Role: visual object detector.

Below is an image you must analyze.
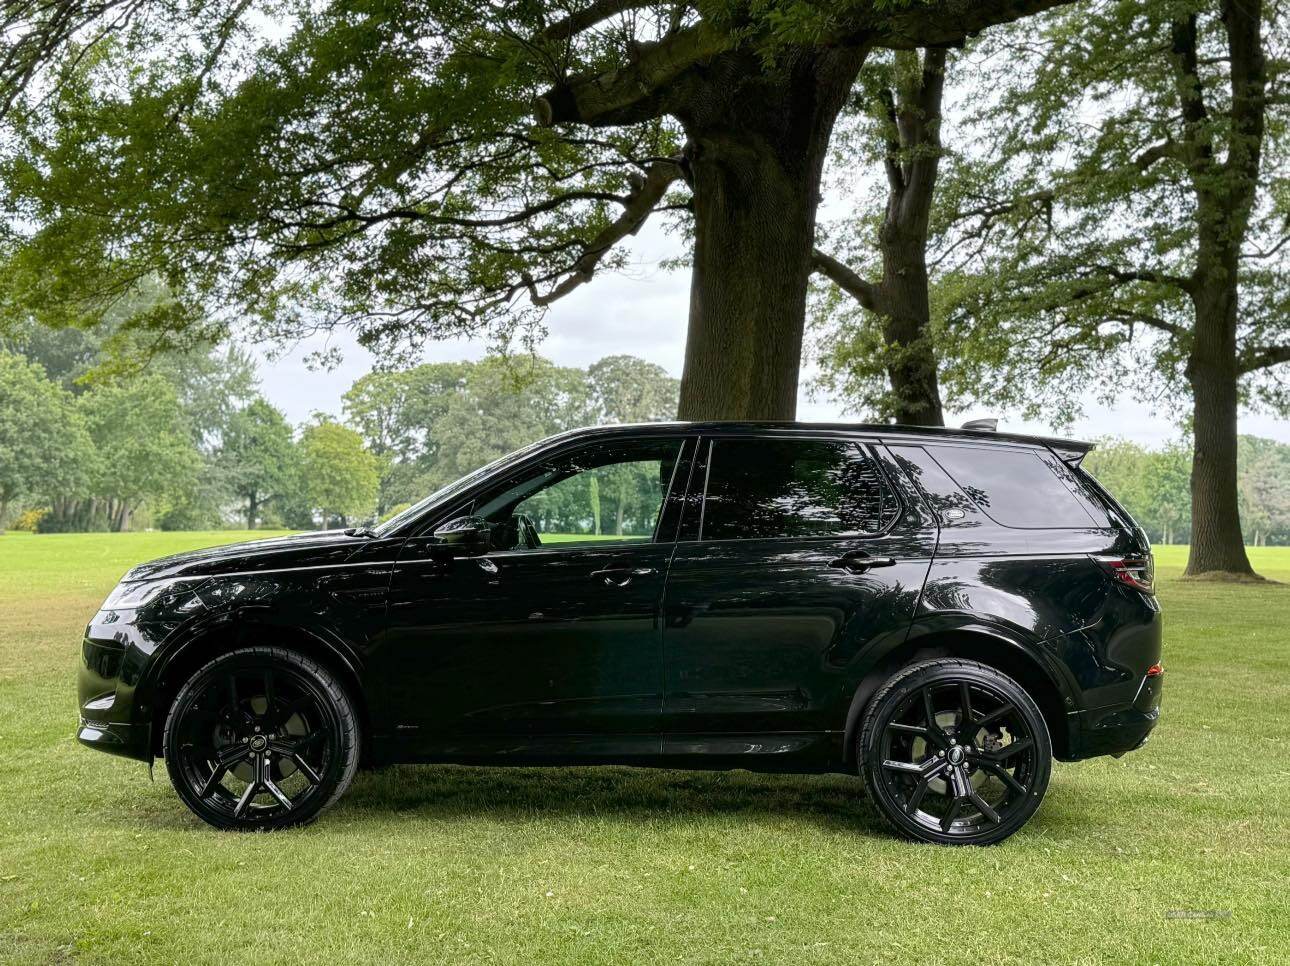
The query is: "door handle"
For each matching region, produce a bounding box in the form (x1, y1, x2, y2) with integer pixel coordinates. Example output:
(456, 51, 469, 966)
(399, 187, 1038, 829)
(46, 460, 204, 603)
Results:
(828, 550, 898, 573)
(589, 566, 657, 587)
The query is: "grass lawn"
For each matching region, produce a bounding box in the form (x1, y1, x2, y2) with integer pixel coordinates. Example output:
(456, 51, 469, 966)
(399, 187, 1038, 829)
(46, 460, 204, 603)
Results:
(0, 533, 1287, 964)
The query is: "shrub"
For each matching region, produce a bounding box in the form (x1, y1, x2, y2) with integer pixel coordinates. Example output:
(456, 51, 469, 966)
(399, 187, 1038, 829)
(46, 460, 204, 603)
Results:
(11, 507, 49, 532)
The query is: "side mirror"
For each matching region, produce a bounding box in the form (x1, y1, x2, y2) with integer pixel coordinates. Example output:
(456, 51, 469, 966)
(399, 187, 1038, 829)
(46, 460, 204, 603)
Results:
(432, 515, 492, 556)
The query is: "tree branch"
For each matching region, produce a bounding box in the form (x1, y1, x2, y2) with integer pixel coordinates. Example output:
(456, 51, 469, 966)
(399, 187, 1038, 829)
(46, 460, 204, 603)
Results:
(877, 87, 904, 193)
(902, 46, 947, 215)
(538, 0, 661, 42)
(812, 249, 882, 313)
(534, 19, 729, 128)
(1238, 344, 1290, 374)
(1169, 13, 1216, 174)
(534, 0, 1075, 127)
(523, 157, 685, 306)
(1134, 139, 1179, 171)
(1221, 0, 1267, 189)
(1091, 263, 1193, 292)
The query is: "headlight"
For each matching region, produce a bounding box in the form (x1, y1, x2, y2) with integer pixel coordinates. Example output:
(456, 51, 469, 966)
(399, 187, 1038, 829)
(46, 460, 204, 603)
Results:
(100, 577, 208, 612)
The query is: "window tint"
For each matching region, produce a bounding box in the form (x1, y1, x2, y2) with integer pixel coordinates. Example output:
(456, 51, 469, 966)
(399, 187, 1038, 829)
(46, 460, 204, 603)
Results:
(928, 445, 1099, 529)
(476, 438, 682, 549)
(702, 439, 898, 540)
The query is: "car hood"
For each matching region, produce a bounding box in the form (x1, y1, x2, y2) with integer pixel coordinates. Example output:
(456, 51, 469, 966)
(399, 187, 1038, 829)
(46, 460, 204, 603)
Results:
(121, 530, 398, 583)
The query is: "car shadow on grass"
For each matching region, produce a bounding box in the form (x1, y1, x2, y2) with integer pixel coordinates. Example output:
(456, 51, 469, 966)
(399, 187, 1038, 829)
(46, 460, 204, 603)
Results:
(338, 763, 884, 833)
(106, 761, 1084, 841)
(335, 763, 1095, 841)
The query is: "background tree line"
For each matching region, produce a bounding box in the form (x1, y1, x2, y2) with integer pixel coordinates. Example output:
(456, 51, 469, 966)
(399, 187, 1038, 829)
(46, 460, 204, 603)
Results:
(0, 322, 678, 532)
(1082, 436, 1290, 547)
(6, 313, 1288, 542)
(0, 0, 1285, 577)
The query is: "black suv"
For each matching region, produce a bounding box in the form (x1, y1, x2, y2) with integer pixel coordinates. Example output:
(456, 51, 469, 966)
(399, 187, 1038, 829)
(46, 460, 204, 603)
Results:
(78, 422, 1162, 844)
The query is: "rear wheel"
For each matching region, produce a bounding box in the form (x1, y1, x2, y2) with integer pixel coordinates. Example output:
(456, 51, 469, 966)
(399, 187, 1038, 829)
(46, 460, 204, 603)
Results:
(858, 658, 1052, 845)
(162, 646, 359, 830)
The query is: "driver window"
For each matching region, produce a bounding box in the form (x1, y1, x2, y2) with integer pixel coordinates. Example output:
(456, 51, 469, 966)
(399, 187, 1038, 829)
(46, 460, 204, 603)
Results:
(474, 438, 683, 551)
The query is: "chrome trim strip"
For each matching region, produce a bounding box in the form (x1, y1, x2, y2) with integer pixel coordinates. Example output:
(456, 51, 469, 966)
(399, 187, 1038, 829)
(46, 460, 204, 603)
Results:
(200, 560, 401, 578)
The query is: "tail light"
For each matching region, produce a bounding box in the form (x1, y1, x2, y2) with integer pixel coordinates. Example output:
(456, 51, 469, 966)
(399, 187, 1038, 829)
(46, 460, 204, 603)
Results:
(1093, 554, 1155, 594)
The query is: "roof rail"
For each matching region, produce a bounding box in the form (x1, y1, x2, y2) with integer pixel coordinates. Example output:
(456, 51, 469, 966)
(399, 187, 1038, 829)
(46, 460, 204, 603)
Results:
(961, 418, 998, 432)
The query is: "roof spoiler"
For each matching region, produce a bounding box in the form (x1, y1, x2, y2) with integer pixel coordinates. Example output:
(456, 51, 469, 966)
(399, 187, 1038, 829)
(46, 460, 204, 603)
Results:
(960, 417, 1093, 465)
(1052, 442, 1094, 466)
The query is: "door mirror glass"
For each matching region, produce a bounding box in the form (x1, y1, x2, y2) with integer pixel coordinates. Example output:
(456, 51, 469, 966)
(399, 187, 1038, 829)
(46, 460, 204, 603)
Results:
(432, 515, 492, 556)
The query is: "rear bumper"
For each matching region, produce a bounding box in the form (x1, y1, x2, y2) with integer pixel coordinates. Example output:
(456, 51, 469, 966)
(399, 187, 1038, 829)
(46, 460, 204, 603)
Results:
(1068, 669, 1162, 760)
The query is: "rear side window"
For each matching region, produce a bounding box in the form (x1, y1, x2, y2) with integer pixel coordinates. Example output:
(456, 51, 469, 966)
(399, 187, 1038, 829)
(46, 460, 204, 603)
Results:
(928, 445, 1100, 529)
(701, 438, 898, 540)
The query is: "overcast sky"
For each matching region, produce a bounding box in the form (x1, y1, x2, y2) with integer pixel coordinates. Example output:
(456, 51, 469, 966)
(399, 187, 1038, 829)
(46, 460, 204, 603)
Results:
(255, 218, 1289, 448)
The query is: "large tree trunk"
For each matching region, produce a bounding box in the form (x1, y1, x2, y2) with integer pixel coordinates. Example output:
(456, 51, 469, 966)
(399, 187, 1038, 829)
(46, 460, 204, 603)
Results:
(1172, 4, 1265, 579)
(878, 237, 945, 426)
(676, 47, 868, 420)
(810, 48, 947, 426)
(247, 490, 259, 530)
(1184, 285, 1255, 578)
(875, 49, 946, 426)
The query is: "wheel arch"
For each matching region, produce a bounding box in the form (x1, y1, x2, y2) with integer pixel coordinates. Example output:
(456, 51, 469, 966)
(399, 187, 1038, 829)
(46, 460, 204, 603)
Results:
(843, 625, 1075, 762)
(141, 613, 369, 761)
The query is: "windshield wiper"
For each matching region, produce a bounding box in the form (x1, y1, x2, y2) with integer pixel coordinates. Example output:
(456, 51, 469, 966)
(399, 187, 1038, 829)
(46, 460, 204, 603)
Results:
(344, 527, 379, 539)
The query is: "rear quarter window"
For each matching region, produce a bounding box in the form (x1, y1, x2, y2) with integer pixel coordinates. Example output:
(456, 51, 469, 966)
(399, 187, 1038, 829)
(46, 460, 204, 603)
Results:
(927, 445, 1101, 529)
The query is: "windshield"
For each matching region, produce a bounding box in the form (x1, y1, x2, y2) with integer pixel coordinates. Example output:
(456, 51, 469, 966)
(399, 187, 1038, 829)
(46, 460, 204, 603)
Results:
(373, 436, 559, 536)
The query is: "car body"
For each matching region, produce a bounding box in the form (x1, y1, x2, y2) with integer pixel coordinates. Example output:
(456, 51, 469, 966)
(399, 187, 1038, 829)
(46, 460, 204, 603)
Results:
(77, 421, 1162, 842)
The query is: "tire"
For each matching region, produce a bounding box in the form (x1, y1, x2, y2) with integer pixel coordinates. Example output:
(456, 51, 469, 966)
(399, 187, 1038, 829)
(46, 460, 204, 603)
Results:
(858, 658, 1052, 846)
(162, 646, 360, 831)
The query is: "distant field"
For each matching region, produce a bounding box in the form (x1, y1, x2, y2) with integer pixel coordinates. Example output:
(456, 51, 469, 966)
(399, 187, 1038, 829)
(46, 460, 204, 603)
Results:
(0, 532, 1286, 964)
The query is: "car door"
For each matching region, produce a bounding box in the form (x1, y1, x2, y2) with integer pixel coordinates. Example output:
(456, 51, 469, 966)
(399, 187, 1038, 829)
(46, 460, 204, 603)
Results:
(376, 435, 691, 759)
(661, 435, 936, 758)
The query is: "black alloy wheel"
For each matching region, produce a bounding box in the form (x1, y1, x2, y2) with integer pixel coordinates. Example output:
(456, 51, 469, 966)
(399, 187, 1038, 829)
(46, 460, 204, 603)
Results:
(163, 647, 359, 830)
(859, 658, 1052, 845)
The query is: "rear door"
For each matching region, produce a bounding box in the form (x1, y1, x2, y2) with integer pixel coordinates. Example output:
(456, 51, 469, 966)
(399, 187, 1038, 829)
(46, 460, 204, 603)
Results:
(661, 435, 936, 755)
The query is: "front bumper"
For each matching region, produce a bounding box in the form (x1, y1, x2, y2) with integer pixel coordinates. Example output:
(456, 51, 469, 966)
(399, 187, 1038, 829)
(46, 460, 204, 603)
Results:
(78, 627, 160, 764)
(76, 717, 151, 761)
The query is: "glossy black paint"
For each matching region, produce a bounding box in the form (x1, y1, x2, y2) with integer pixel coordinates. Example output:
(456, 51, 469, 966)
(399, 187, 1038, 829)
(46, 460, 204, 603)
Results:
(77, 421, 1161, 774)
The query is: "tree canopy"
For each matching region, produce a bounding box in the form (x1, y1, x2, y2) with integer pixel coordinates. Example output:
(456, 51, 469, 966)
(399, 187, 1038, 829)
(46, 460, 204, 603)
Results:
(0, 0, 1076, 420)
(299, 420, 381, 527)
(0, 352, 89, 524)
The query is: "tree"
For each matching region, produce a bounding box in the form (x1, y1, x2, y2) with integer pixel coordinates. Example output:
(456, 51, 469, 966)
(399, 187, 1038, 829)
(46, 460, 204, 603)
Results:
(1238, 436, 1290, 545)
(587, 354, 679, 424)
(0, 0, 1075, 426)
(1083, 438, 1193, 546)
(78, 375, 201, 530)
(936, 0, 1288, 578)
(0, 352, 89, 525)
(1142, 444, 1194, 547)
(426, 357, 591, 488)
(812, 47, 949, 425)
(219, 398, 299, 529)
(298, 420, 379, 528)
(343, 363, 470, 515)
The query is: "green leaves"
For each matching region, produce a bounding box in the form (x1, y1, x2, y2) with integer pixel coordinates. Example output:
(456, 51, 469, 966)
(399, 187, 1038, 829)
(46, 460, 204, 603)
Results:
(0, 352, 91, 522)
(299, 419, 381, 525)
(0, 0, 682, 360)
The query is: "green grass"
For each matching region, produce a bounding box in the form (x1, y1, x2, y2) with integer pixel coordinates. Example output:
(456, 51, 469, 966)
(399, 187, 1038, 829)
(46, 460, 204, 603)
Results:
(0, 534, 1286, 964)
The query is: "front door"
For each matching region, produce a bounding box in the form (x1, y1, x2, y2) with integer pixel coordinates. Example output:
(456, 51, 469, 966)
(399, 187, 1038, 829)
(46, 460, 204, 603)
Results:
(662, 436, 935, 759)
(378, 435, 688, 758)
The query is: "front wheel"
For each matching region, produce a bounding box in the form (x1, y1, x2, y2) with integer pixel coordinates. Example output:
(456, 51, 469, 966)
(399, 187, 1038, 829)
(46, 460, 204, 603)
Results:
(162, 646, 360, 830)
(858, 658, 1052, 845)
